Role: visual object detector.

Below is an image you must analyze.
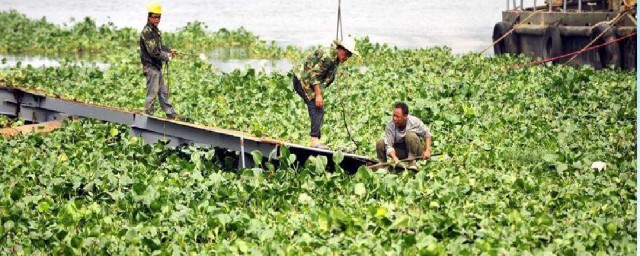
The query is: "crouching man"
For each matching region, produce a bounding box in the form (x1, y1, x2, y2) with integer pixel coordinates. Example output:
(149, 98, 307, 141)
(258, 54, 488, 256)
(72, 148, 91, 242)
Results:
(375, 102, 432, 170)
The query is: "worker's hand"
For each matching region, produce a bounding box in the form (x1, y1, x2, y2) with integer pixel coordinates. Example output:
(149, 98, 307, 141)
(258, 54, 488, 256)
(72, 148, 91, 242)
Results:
(170, 49, 178, 58)
(422, 150, 431, 160)
(392, 156, 400, 164)
(315, 94, 324, 109)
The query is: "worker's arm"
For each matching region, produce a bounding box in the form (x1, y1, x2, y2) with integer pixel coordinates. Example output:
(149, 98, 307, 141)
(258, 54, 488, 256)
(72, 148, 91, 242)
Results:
(412, 117, 432, 159)
(422, 136, 431, 160)
(389, 151, 400, 164)
(308, 49, 332, 108)
(313, 84, 323, 108)
(162, 45, 179, 59)
(383, 123, 400, 164)
(142, 28, 171, 62)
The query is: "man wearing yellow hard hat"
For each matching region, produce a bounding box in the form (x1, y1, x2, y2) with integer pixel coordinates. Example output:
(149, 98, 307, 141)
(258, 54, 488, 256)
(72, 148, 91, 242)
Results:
(291, 37, 359, 149)
(140, 2, 182, 120)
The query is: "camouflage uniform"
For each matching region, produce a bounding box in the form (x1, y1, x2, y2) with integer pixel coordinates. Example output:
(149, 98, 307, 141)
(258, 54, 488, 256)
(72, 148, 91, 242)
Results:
(140, 22, 176, 117)
(292, 47, 340, 138)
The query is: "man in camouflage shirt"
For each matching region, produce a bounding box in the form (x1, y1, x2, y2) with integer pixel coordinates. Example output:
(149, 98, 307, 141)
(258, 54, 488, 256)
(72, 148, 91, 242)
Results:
(140, 2, 181, 120)
(292, 38, 359, 149)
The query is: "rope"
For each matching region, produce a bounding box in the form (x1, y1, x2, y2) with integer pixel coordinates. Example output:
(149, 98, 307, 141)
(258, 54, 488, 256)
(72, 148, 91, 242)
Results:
(480, 10, 542, 54)
(501, 7, 634, 71)
(335, 0, 358, 152)
(501, 31, 636, 71)
(164, 61, 170, 88)
(628, 13, 637, 26)
(336, 73, 358, 152)
(336, 0, 343, 41)
(564, 10, 628, 65)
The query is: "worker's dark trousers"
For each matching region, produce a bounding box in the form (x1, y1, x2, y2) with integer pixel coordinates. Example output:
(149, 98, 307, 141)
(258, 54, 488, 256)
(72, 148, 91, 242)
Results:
(144, 66, 176, 116)
(375, 132, 424, 163)
(293, 76, 324, 138)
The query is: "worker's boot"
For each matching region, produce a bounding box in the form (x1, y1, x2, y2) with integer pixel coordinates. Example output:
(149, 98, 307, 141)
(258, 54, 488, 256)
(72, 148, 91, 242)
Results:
(310, 137, 330, 150)
(167, 113, 187, 121)
(407, 160, 418, 171)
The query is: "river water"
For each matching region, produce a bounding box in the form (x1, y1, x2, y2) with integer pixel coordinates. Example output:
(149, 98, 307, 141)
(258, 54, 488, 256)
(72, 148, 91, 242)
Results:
(1, 0, 540, 71)
(0, 0, 546, 52)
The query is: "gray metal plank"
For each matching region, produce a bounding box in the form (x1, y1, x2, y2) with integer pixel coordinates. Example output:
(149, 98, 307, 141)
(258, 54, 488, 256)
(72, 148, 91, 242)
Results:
(19, 93, 41, 107)
(41, 97, 136, 125)
(131, 127, 189, 148)
(133, 115, 245, 152)
(0, 86, 377, 171)
(0, 90, 17, 104)
(18, 106, 60, 123)
(285, 143, 373, 162)
(0, 102, 17, 117)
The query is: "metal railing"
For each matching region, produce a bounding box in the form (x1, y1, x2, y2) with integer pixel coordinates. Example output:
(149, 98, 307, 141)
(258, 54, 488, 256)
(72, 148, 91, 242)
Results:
(507, 0, 590, 13)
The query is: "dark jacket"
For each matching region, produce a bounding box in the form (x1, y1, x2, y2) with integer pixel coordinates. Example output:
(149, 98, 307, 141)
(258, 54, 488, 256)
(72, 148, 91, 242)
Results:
(140, 22, 170, 70)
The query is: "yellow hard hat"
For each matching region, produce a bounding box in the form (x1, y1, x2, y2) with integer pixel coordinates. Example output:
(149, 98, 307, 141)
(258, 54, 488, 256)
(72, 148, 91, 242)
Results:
(147, 2, 162, 14)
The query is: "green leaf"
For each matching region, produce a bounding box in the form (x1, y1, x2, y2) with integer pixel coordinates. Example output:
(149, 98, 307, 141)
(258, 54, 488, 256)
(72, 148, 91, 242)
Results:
(235, 238, 249, 253)
(542, 154, 558, 163)
(354, 183, 366, 196)
(330, 208, 347, 223)
(556, 163, 568, 172)
(288, 154, 297, 166)
(333, 151, 345, 165)
(109, 127, 119, 137)
(375, 207, 388, 218)
(70, 236, 84, 248)
(191, 170, 204, 181)
(389, 215, 410, 230)
(37, 202, 50, 213)
(3, 221, 14, 231)
(251, 150, 263, 166)
(314, 156, 327, 174)
(317, 212, 329, 232)
(132, 183, 146, 195)
(259, 229, 275, 242)
(298, 193, 312, 205)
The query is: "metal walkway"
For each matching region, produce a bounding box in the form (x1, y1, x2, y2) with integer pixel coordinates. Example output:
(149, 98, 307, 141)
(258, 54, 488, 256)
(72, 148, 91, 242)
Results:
(0, 85, 376, 172)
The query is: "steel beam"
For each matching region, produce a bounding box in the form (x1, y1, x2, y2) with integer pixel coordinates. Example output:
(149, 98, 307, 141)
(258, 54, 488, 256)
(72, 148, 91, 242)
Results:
(559, 26, 593, 36)
(286, 143, 374, 172)
(578, 0, 582, 12)
(0, 102, 17, 117)
(41, 97, 136, 125)
(17, 105, 61, 123)
(19, 93, 42, 108)
(130, 127, 189, 148)
(0, 89, 17, 104)
(0, 86, 376, 172)
(502, 11, 620, 26)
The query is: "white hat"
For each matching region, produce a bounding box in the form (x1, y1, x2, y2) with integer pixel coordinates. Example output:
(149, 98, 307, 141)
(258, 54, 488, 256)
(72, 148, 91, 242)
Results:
(334, 36, 360, 56)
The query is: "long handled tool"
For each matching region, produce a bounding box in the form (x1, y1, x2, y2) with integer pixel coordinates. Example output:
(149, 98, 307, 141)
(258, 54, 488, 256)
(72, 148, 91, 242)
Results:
(334, 0, 359, 152)
(367, 153, 443, 170)
(175, 51, 208, 61)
